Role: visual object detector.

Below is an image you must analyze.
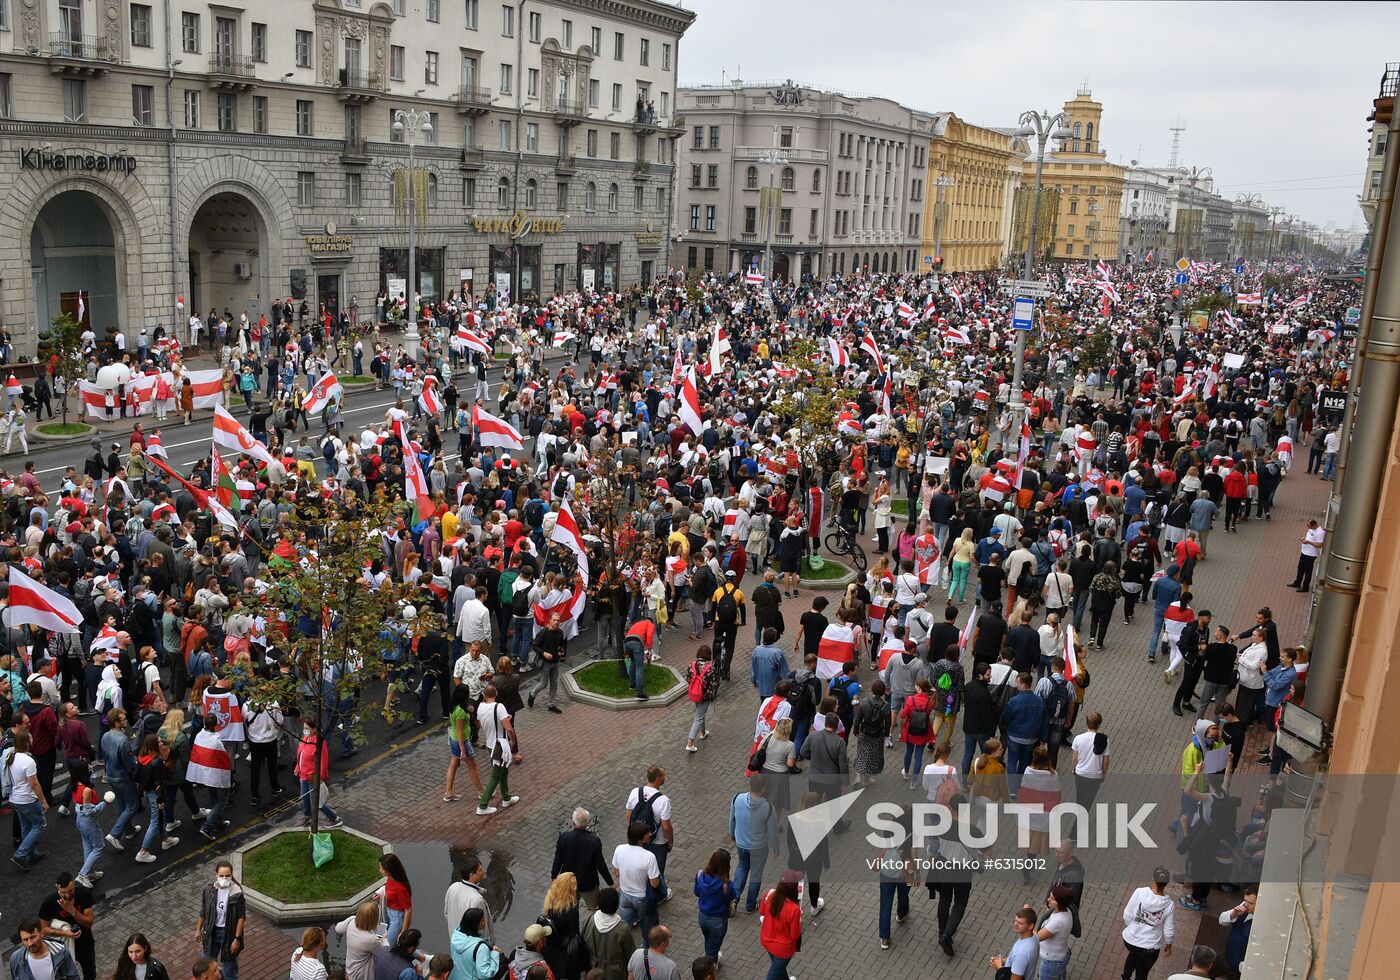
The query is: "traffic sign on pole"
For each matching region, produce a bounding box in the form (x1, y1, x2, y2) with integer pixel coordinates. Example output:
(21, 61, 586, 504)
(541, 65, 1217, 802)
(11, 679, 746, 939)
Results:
(1345, 307, 1361, 326)
(999, 279, 1054, 298)
(1177, 257, 1190, 272)
(1013, 297, 1034, 331)
(1175, 273, 1189, 286)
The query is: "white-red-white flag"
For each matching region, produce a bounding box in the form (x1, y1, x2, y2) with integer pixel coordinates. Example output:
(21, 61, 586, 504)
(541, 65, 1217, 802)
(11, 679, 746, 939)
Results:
(472, 403, 525, 451)
(549, 498, 591, 585)
(5, 565, 82, 634)
(828, 337, 850, 370)
(302, 372, 343, 416)
(946, 285, 964, 311)
(860, 334, 884, 374)
(212, 404, 279, 467)
(678, 366, 704, 435)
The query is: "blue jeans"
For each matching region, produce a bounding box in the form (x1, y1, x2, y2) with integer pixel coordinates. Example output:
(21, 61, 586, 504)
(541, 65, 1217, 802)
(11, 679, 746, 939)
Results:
(618, 891, 658, 945)
(109, 779, 140, 837)
(697, 911, 728, 960)
(1006, 739, 1034, 778)
(902, 742, 926, 775)
(1323, 453, 1337, 479)
(764, 954, 792, 980)
(878, 880, 911, 939)
(1147, 608, 1167, 659)
(75, 804, 105, 877)
(207, 927, 239, 980)
(962, 733, 992, 775)
(733, 844, 769, 911)
(202, 785, 228, 836)
(13, 799, 45, 860)
(626, 639, 646, 692)
(140, 790, 164, 852)
(1039, 953, 1070, 979)
(792, 720, 811, 758)
(1072, 592, 1089, 632)
(386, 907, 405, 946)
(510, 617, 534, 666)
(300, 778, 339, 822)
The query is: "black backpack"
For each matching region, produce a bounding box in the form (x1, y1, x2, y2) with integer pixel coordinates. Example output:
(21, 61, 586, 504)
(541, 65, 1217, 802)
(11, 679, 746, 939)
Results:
(629, 786, 662, 837)
(786, 673, 821, 722)
(553, 472, 571, 498)
(715, 585, 739, 624)
(510, 586, 531, 618)
(905, 697, 931, 737)
(828, 675, 858, 720)
(1045, 676, 1071, 724)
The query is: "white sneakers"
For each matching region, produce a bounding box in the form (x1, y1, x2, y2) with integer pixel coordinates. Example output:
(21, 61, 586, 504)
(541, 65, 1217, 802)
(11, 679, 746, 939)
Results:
(135, 851, 156, 864)
(499, 796, 521, 808)
(162, 836, 180, 849)
(476, 805, 498, 816)
(104, 834, 125, 852)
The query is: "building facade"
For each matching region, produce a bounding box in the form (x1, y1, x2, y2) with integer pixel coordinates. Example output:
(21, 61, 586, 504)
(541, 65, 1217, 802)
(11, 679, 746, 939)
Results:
(672, 80, 932, 280)
(918, 113, 1025, 273)
(1231, 197, 1271, 260)
(1034, 88, 1125, 264)
(1117, 166, 1172, 264)
(0, 0, 693, 351)
(1358, 64, 1396, 234)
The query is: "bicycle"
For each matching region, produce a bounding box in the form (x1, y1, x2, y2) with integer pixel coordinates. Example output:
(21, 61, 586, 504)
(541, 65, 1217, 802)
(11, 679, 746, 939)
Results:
(824, 517, 868, 572)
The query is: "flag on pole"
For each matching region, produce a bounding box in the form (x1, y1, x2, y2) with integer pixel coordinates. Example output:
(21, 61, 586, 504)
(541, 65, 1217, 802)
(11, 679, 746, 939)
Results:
(671, 346, 685, 389)
(708, 321, 730, 377)
(302, 372, 343, 416)
(860, 333, 885, 374)
(946, 285, 964, 311)
(1063, 623, 1080, 679)
(4, 565, 82, 634)
(957, 609, 976, 655)
(1094, 280, 1120, 304)
(1014, 419, 1031, 486)
(212, 404, 279, 467)
(146, 455, 239, 530)
(552, 330, 576, 347)
(678, 366, 704, 435)
(472, 404, 525, 450)
(210, 448, 238, 509)
(896, 301, 915, 322)
(828, 337, 850, 370)
(921, 297, 937, 321)
(76, 291, 85, 324)
(1095, 258, 1110, 281)
(550, 498, 591, 585)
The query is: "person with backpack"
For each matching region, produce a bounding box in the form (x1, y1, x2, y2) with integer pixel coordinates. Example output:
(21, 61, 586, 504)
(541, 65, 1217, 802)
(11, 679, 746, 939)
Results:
(827, 660, 862, 735)
(625, 766, 674, 904)
(1034, 656, 1074, 769)
(685, 553, 713, 641)
(898, 676, 937, 784)
(684, 646, 719, 754)
(786, 653, 822, 758)
(851, 678, 889, 784)
(709, 570, 746, 682)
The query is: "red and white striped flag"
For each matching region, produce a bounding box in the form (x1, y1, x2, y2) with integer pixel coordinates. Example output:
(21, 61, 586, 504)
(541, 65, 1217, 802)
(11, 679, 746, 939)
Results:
(454, 326, 492, 357)
(5, 565, 82, 634)
(1063, 623, 1080, 679)
(896, 301, 915, 322)
(816, 622, 856, 679)
(828, 338, 850, 370)
(1174, 385, 1197, 406)
(671, 346, 685, 388)
(1236, 292, 1262, 306)
(212, 404, 278, 467)
(942, 323, 971, 345)
(550, 498, 591, 585)
(1286, 292, 1312, 310)
(946, 285, 964, 311)
(678, 366, 704, 435)
(708, 322, 731, 377)
(170, 369, 224, 408)
(957, 610, 976, 655)
(419, 377, 444, 416)
(91, 624, 120, 656)
(144, 434, 168, 459)
(744, 270, 765, 286)
(187, 729, 232, 788)
(921, 297, 937, 321)
(533, 582, 587, 628)
(1095, 258, 1110, 281)
(1095, 280, 1120, 304)
(302, 372, 343, 416)
(472, 403, 525, 451)
(860, 334, 885, 374)
(552, 330, 576, 347)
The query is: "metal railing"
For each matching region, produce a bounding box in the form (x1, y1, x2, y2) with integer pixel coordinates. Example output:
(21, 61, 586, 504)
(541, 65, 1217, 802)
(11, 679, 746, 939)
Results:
(209, 52, 255, 77)
(552, 96, 584, 116)
(342, 137, 369, 157)
(338, 68, 381, 90)
(49, 33, 114, 61)
(1381, 63, 1399, 99)
(457, 84, 493, 106)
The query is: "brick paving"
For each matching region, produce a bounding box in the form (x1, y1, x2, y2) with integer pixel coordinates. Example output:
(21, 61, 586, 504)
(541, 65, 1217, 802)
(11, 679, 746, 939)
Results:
(19, 465, 1329, 980)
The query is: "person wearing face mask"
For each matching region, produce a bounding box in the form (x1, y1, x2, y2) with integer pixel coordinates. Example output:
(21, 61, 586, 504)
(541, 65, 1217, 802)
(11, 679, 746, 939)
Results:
(295, 720, 343, 829)
(195, 860, 246, 980)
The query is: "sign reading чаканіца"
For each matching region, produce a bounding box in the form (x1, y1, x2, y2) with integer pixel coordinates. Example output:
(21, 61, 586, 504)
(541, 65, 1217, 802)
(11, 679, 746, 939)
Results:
(471, 211, 564, 240)
(19, 148, 137, 174)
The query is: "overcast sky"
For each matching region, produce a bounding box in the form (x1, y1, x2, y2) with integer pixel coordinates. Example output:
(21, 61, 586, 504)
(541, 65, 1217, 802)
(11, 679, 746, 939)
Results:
(676, 1, 1400, 231)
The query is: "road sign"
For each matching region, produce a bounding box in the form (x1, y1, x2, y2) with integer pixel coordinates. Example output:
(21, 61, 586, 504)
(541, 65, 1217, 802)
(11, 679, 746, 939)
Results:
(1319, 389, 1348, 417)
(923, 255, 933, 265)
(999, 279, 1054, 298)
(1341, 321, 1359, 341)
(1175, 273, 1189, 286)
(1235, 260, 1246, 275)
(1177, 257, 1190, 271)
(1012, 297, 1034, 331)
(1345, 307, 1361, 325)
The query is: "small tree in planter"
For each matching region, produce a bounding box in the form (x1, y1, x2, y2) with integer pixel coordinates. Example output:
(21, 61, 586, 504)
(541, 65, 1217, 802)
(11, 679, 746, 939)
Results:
(46, 312, 86, 426)
(241, 493, 441, 845)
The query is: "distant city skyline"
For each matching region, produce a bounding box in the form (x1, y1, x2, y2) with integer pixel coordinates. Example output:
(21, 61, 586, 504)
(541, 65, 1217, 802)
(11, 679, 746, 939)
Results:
(677, 0, 1398, 230)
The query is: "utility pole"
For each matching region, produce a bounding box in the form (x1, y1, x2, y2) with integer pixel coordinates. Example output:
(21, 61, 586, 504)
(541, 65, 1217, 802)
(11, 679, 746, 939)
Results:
(931, 175, 955, 280)
(758, 125, 794, 283)
(392, 107, 433, 364)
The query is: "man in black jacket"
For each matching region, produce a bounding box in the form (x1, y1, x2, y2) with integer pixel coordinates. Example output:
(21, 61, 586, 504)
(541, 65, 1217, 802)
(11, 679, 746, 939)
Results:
(960, 661, 997, 773)
(1195, 626, 1238, 721)
(552, 806, 614, 909)
(1172, 611, 1212, 716)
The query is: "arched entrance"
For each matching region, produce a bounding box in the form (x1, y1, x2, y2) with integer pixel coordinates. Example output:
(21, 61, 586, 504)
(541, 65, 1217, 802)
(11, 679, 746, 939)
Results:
(29, 190, 118, 334)
(772, 253, 790, 281)
(188, 192, 268, 321)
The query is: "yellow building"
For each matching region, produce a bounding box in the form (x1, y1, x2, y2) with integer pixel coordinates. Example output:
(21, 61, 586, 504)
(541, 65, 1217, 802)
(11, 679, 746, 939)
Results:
(1032, 87, 1126, 264)
(920, 114, 1027, 272)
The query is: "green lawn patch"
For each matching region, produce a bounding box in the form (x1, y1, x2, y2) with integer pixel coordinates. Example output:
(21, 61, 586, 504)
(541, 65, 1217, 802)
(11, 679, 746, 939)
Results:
(242, 831, 383, 904)
(37, 422, 91, 435)
(340, 375, 375, 384)
(801, 557, 852, 580)
(891, 499, 909, 518)
(573, 661, 677, 699)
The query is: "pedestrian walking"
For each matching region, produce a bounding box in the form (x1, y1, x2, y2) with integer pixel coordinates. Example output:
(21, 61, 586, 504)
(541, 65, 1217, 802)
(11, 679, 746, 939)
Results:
(693, 849, 733, 963)
(757, 872, 803, 980)
(684, 646, 718, 753)
(1119, 868, 1175, 980)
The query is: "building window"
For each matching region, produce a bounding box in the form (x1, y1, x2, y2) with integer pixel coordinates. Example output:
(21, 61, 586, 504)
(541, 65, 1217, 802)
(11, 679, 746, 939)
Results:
(585, 182, 597, 211)
(499, 63, 512, 94)
(216, 92, 236, 131)
(426, 173, 438, 207)
(744, 207, 756, 234)
(812, 170, 821, 193)
(611, 83, 621, 111)
(745, 166, 758, 190)
(703, 204, 714, 229)
(1069, 200, 1078, 214)
(182, 89, 199, 127)
(524, 177, 537, 208)
(561, 19, 572, 47)
(709, 125, 719, 149)
(661, 42, 670, 70)
(613, 31, 623, 60)
(295, 99, 313, 135)
(778, 208, 792, 235)
(607, 183, 618, 212)
(590, 26, 601, 53)
(464, 0, 477, 29)
(639, 38, 649, 66)
(780, 167, 794, 191)
(555, 181, 567, 208)
(692, 126, 703, 149)
(655, 186, 665, 212)
(633, 184, 643, 210)
(390, 46, 404, 81)
(810, 209, 818, 236)
(528, 10, 539, 41)
(657, 138, 668, 163)
(526, 121, 538, 151)
(500, 4, 512, 36)
(463, 177, 476, 207)
(249, 22, 266, 61)
(130, 4, 152, 47)
(585, 129, 597, 157)
(1067, 224, 1075, 237)
(1083, 244, 1091, 256)
(296, 171, 315, 206)
(689, 204, 699, 230)
(779, 126, 793, 148)
(496, 175, 508, 208)
(295, 30, 312, 67)
(180, 11, 199, 51)
(707, 164, 718, 188)
(1377, 131, 1389, 157)
(527, 68, 538, 98)
(130, 84, 154, 125)
(690, 164, 700, 188)
(427, 0, 439, 21)
(345, 172, 361, 206)
(425, 51, 438, 84)
(391, 0, 403, 11)
(498, 118, 511, 150)
(424, 110, 438, 143)
(252, 95, 267, 133)
(609, 131, 620, 160)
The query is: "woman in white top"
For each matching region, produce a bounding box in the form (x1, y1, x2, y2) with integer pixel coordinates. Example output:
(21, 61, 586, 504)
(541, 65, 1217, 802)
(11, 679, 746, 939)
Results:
(1235, 630, 1270, 725)
(334, 900, 387, 980)
(289, 926, 329, 980)
(1035, 885, 1076, 977)
(1037, 614, 1064, 677)
(919, 741, 960, 800)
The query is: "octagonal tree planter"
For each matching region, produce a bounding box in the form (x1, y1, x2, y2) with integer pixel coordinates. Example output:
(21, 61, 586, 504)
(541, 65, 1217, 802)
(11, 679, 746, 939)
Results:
(232, 826, 392, 926)
(563, 659, 687, 711)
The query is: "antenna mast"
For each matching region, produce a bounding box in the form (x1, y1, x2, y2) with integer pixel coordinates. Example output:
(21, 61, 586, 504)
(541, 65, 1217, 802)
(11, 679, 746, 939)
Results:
(1168, 117, 1187, 170)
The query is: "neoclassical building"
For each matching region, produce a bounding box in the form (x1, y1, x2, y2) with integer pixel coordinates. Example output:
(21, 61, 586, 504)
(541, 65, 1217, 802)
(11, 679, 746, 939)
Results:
(0, 0, 693, 351)
(919, 112, 1026, 273)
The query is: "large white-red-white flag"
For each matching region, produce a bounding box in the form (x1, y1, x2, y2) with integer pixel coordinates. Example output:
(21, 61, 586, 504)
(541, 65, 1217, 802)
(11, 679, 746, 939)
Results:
(454, 326, 492, 357)
(549, 498, 590, 585)
(302, 372, 343, 416)
(708, 322, 731, 377)
(419, 376, 445, 416)
(212, 404, 278, 467)
(472, 403, 525, 451)
(5, 565, 82, 634)
(860, 334, 884, 375)
(828, 338, 850, 370)
(678, 366, 704, 435)
(816, 622, 856, 679)
(946, 285, 964, 311)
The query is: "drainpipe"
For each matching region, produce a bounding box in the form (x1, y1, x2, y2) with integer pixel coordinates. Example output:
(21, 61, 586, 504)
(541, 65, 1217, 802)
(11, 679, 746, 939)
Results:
(164, 0, 180, 328)
(1305, 96, 1400, 729)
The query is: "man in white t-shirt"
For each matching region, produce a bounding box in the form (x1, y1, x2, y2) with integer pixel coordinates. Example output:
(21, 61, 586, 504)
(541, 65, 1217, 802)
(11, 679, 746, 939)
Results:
(611, 822, 661, 943)
(625, 767, 674, 902)
(8, 731, 48, 868)
(1069, 711, 1109, 813)
(474, 684, 517, 816)
(1289, 519, 1325, 593)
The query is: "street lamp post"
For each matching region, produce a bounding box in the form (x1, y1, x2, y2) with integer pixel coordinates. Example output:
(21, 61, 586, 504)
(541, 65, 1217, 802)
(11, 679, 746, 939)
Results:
(1009, 109, 1071, 434)
(931, 175, 955, 278)
(392, 107, 434, 364)
(758, 126, 795, 284)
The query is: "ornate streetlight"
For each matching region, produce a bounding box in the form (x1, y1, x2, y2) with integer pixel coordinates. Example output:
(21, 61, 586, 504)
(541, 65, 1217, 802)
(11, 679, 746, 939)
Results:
(392, 107, 433, 364)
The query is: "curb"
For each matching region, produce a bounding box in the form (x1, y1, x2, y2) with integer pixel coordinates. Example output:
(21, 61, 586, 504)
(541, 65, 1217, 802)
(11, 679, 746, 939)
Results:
(798, 561, 858, 591)
(30, 425, 95, 445)
(233, 826, 391, 926)
(562, 660, 686, 711)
